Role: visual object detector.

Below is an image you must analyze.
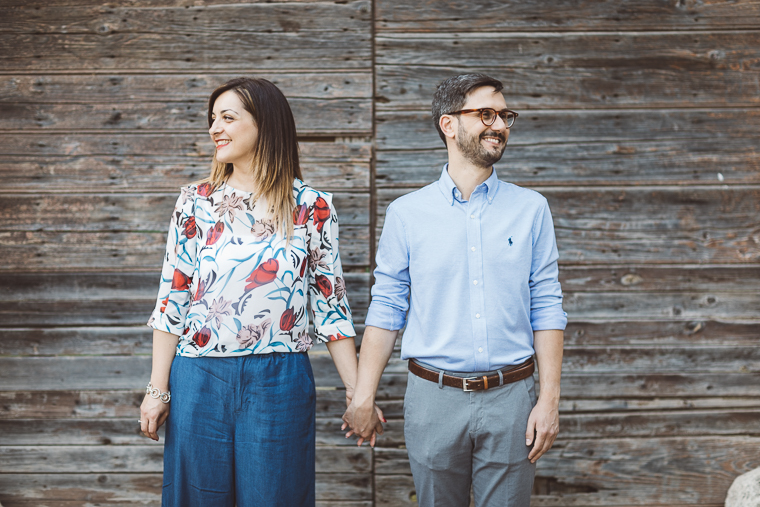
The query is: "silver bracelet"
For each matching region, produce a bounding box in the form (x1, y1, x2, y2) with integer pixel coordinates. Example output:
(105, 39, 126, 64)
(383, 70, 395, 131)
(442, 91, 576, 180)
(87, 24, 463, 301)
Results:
(146, 382, 171, 404)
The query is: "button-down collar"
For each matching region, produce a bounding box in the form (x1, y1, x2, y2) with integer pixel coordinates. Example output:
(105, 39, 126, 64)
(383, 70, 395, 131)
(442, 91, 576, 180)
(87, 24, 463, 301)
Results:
(437, 164, 500, 205)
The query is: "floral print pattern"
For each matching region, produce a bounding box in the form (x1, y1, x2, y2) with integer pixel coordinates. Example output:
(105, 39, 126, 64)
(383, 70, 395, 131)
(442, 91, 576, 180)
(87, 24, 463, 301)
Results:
(148, 179, 355, 357)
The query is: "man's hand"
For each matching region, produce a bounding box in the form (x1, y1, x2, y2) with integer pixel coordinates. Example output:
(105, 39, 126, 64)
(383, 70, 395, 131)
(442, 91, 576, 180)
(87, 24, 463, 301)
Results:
(342, 395, 385, 447)
(525, 398, 559, 463)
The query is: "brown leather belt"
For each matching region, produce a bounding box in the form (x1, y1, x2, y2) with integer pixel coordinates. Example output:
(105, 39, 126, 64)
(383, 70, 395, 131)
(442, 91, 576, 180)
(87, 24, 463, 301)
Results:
(408, 358, 534, 391)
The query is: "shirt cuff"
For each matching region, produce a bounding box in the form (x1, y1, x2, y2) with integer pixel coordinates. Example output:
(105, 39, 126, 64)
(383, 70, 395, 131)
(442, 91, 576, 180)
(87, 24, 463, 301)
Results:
(365, 301, 407, 331)
(530, 307, 568, 331)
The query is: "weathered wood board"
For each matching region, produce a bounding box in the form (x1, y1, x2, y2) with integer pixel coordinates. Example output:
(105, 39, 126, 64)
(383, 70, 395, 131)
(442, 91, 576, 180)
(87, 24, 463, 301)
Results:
(375, 32, 760, 109)
(0, 134, 372, 191)
(376, 0, 760, 32)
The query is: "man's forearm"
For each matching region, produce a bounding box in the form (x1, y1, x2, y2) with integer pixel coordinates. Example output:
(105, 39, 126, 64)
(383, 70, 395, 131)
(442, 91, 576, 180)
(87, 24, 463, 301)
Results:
(352, 325, 399, 404)
(533, 329, 564, 404)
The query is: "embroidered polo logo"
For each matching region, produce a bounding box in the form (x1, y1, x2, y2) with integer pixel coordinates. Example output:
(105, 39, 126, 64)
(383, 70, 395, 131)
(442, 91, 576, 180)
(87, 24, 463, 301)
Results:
(508, 236, 513, 246)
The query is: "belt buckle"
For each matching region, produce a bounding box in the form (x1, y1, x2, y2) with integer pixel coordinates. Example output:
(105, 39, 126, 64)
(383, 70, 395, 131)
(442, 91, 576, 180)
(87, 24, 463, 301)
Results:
(462, 376, 479, 392)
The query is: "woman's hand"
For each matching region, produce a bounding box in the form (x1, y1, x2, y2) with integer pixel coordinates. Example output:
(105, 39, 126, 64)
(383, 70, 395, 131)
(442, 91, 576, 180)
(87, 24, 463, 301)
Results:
(139, 393, 171, 441)
(342, 388, 386, 447)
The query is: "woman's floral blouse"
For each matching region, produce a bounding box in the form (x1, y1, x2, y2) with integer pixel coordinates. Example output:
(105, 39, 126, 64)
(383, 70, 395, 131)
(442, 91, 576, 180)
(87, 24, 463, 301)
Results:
(147, 179, 355, 357)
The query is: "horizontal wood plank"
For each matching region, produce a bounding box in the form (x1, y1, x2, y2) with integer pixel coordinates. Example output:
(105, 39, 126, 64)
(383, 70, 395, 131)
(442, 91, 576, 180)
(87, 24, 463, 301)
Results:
(376, 437, 760, 505)
(378, 186, 760, 264)
(0, 2, 371, 72)
(0, 270, 370, 328)
(0, 134, 372, 192)
(0, 444, 371, 474)
(376, 0, 760, 32)
(0, 473, 371, 504)
(376, 139, 759, 188)
(5, 389, 759, 422)
(377, 109, 760, 151)
(564, 320, 760, 346)
(376, 32, 760, 108)
(0, 2, 370, 34)
(8, 355, 756, 394)
(0, 192, 369, 232)
(0, 226, 370, 270)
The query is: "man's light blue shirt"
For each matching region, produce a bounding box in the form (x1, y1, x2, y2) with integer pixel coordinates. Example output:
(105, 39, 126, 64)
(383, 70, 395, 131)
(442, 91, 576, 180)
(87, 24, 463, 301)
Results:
(366, 165, 567, 372)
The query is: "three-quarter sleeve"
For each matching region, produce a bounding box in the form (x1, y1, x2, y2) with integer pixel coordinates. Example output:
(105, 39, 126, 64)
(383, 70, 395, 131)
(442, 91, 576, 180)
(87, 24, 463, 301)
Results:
(147, 191, 198, 336)
(308, 194, 356, 343)
(529, 199, 567, 331)
(365, 204, 411, 331)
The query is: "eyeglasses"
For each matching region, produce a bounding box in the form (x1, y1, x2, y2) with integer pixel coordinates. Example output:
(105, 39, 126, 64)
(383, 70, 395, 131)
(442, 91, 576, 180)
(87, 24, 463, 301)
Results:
(446, 108, 518, 128)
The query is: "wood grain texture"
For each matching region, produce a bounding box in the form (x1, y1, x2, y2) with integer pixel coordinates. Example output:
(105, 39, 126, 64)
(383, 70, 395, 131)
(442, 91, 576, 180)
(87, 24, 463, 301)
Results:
(0, 270, 370, 329)
(0, 71, 372, 134)
(376, 32, 760, 109)
(375, 437, 760, 505)
(377, 109, 760, 150)
(377, 186, 760, 264)
(0, 192, 369, 231)
(376, 0, 760, 32)
(0, 2, 372, 72)
(0, 444, 371, 474)
(0, 134, 372, 192)
(0, 227, 370, 269)
(0, 473, 371, 504)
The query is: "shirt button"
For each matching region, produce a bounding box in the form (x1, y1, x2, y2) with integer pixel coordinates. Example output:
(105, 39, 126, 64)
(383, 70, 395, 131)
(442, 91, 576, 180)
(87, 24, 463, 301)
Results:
(473, 280, 478, 285)
(478, 347, 483, 353)
(475, 313, 480, 318)
(471, 246, 476, 251)
(470, 214, 475, 219)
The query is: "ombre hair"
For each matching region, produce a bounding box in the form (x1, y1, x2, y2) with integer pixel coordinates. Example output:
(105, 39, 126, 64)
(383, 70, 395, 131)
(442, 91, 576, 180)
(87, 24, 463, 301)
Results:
(205, 77, 303, 239)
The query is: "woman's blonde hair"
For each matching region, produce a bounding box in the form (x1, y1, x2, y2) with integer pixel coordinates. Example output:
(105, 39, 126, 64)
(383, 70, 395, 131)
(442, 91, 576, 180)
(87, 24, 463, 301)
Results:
(205, 77, 303, 239)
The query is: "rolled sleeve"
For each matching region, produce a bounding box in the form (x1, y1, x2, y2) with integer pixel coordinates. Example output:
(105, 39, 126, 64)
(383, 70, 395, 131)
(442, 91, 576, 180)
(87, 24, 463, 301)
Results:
(366, 204, 410, 331)
(529, 200, 567, 331)
(148, 191, 198, 336)
(309, 195, 356, 343)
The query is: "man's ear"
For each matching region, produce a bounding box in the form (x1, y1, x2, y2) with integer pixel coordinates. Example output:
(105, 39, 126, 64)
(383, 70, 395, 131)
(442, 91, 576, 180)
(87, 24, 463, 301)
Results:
(439, 114, 457, 143)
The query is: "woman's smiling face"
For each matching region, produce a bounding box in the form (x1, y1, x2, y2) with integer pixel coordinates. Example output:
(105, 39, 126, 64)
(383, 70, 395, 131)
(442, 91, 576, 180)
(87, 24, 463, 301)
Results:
(208, 89, 259, 171)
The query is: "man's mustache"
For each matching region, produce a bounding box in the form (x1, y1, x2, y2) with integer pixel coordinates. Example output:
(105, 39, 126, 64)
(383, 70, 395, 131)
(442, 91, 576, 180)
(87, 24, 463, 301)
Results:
(480, 130, 506, 142)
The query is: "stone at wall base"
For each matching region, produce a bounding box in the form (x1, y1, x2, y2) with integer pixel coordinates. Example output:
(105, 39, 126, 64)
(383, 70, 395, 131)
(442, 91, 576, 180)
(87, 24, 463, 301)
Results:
(726, 467, 760, 507)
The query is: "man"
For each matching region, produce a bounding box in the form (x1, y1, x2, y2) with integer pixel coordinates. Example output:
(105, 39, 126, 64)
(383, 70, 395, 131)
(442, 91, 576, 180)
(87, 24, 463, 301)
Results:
(343, 73, 566, 507)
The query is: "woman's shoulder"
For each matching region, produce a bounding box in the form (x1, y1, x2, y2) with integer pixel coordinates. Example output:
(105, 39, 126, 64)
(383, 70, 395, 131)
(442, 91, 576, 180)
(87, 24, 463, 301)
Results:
(293, 179, 333, 207)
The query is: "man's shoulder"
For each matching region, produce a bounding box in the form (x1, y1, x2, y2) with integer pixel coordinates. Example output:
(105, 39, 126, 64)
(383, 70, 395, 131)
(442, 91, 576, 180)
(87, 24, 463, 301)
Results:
(386, 181, 440, 214)
(495, 179, 549, 207)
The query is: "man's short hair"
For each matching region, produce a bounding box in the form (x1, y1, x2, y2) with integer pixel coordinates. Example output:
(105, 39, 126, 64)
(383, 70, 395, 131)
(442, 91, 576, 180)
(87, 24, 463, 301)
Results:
(431, 73, 504, 147)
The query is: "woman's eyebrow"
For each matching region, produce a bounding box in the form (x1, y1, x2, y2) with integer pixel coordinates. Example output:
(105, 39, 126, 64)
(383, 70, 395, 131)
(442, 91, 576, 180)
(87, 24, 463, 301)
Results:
(217, 108, 238, 115)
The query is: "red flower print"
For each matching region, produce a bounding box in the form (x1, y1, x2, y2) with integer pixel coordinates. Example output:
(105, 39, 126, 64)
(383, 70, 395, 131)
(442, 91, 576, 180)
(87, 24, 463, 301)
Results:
(171, 269, 192, 291)
(328, 333, 349, 342)
(193, 327, 211, 347)
(160, 295, 169, 313)
(299, 257, 308, 278)
(183, 216, 197, 239)
(293, 203, 309, 225)
(313, 197, 330, 233)
(206, 221, 224, 246)
(280, 307, 296, 332)
(193, 278, 206, 302)
(197, 182, 213, 197)
(245, 258, 279, 290)
(315, 274, 332, 298)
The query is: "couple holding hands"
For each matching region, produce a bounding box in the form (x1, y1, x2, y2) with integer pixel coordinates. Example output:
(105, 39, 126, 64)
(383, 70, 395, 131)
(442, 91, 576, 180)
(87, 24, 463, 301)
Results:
(141, 73, 566, 507)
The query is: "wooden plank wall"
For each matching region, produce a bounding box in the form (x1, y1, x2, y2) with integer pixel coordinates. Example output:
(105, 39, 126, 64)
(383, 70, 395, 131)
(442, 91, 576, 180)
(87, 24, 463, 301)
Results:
(372, 1, 760, 507)
(0, 0, 374, 505)
(1, 1, 759, 506)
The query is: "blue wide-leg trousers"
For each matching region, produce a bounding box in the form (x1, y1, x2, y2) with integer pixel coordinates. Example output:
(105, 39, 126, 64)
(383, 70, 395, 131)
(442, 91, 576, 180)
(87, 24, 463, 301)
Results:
(162, 352, 316, 507)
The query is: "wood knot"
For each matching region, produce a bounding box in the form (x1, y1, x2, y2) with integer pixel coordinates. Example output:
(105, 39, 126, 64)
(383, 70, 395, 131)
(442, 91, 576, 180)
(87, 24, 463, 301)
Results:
(620, 273, 643, 286)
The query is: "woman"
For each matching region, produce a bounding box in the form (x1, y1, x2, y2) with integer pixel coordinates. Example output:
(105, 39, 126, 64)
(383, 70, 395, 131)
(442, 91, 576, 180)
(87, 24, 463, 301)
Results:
(140, 77, 382, 506)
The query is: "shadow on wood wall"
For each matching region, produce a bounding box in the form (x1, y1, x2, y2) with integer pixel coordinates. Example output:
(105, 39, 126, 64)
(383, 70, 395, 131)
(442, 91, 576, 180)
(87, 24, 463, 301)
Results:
(1, 1, 758, 506)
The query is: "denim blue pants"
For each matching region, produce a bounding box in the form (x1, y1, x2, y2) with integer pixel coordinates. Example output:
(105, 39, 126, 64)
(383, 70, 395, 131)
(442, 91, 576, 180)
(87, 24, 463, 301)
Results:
(162, 352, 316, 507)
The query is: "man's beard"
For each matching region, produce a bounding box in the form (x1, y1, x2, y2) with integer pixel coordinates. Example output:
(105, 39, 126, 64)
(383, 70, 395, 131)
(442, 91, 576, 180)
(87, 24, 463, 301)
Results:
(456, 123, 506, 168)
